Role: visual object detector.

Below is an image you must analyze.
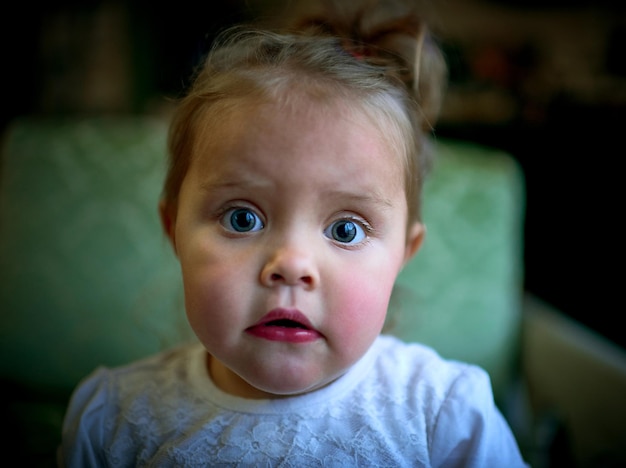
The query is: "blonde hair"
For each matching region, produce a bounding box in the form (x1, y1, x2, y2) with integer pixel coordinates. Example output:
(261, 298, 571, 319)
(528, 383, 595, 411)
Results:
(163, 2, 446, 224)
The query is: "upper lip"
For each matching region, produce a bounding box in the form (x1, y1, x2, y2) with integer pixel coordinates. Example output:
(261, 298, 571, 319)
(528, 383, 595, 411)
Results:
(248, 308, 316, 331)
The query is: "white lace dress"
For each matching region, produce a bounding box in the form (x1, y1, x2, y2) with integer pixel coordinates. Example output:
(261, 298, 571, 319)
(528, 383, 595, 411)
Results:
(60, 335, 528, 467)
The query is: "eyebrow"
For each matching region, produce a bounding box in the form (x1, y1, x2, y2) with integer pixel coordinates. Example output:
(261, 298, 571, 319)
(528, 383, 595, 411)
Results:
(199, 177, 272, 192)
(200, 178, 395, 210)
(329, 191, 394, 210)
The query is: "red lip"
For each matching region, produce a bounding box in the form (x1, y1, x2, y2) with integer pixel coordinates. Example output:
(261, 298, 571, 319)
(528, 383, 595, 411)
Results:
(246, 308, 323, 343)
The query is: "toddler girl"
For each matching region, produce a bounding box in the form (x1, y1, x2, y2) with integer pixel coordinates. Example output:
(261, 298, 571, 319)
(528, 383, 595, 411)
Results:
(61, 1, 528, 466)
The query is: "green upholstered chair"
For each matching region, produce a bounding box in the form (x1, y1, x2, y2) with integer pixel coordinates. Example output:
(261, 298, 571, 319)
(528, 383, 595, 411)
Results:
(1, 116, 624, 467)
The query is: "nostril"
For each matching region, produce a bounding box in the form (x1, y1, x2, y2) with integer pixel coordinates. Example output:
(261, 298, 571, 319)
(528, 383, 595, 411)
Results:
(266, 272, 315, 287)
(261, 254, 318, 288)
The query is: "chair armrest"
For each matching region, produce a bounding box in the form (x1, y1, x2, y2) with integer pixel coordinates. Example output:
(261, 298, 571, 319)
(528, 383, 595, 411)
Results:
(521, 293, 626, 467)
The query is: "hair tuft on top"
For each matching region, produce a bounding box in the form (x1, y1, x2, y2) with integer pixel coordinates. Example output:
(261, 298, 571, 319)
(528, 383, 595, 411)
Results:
(285, 0, 447, 130)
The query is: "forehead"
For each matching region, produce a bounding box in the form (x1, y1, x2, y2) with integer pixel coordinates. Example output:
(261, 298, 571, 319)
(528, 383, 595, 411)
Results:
(184, 93, 408, 209)
(192, 91, 406, 177)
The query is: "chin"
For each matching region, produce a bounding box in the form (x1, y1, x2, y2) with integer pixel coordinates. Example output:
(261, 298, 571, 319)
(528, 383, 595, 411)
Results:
(253, 381, 326, 398)
(244, 367, 339, 399)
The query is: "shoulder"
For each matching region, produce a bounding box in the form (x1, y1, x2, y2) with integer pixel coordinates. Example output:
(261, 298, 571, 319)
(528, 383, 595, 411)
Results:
(371, 334, 490, 395)
(60, 342, 203, 465)
(354, 335, 495, 434)
(71, 341, 201, 402)
(368, 335, 528, 467)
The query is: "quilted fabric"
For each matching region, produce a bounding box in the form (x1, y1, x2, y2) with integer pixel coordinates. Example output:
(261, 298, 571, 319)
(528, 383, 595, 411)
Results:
(0, 117, 524, 399)
(389, 139, 525, 397)
(0, 117, 193, 391)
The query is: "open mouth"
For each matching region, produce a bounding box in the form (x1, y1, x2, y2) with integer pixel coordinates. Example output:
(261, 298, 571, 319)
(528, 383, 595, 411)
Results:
(264, 319, 309, 329)
(246, 308, 322, 343)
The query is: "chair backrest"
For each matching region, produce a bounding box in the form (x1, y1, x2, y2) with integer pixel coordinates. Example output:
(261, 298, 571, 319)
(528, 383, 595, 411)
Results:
(0, 116, 525, 401)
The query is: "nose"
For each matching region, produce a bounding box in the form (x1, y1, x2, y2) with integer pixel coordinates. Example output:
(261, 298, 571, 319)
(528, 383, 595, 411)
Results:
(260, 245, 319, 290)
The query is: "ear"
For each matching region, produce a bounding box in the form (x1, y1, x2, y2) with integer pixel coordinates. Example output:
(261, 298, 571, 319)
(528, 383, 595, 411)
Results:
(403, 222, 425, 266)
(158, 199, 178, 255)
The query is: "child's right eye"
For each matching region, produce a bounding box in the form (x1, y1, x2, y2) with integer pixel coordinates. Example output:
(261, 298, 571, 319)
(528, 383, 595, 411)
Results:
(221, 208, 264, 233)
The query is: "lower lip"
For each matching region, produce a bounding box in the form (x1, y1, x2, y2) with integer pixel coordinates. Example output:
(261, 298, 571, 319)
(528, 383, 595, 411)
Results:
(246, 325, 322, 343)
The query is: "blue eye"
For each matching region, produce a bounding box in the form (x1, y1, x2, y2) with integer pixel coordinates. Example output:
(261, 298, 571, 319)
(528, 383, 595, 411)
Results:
(224, 208, 264, 233)
(325, 219, 366, 244)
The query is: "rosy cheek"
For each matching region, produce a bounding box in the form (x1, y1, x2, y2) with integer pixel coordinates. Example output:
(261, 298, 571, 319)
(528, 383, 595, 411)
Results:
(329, 272, 392, 346)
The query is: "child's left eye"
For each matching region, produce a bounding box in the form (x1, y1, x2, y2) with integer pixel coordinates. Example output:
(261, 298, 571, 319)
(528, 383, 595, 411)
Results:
(222, 208, 264, 233)
(324, 219, 366, 244)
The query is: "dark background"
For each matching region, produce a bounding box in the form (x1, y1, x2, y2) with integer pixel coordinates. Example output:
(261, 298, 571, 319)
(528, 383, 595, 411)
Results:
(2, 0, 625, 349)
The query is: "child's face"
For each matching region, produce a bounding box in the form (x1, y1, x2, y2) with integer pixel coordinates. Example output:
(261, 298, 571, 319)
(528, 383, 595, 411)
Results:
(163, 96, 423, 398)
